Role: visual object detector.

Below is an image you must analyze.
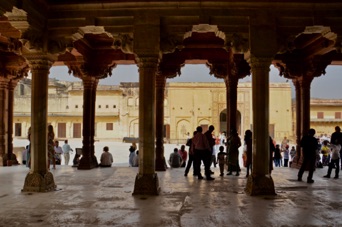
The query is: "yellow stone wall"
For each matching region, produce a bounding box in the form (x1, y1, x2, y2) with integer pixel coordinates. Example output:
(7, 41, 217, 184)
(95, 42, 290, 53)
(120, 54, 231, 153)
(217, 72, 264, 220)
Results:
(13, 79, 300, 143)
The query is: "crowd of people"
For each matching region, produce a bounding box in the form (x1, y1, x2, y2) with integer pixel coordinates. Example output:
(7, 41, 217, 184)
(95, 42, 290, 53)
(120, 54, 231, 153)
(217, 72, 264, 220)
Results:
(19, 123, 342, 184)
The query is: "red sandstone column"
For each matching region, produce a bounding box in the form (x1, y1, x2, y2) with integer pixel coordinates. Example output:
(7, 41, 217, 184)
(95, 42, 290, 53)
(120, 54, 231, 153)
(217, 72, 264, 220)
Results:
(7, 79, 18, 164)
(0, 77, 9, 166)
(224, 76, 238, 134)
(155, 74, 167, 171)
(133, 56, 160, 195)
(293, 78, 302, 157)
(22, 58, 56, 192)
(78, 77, 98, 169)
(299, 76, 313, 137)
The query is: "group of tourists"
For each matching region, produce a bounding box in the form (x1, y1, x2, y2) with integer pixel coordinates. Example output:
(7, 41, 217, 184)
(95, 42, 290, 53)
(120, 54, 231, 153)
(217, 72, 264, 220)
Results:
(181, 125, 254, 181)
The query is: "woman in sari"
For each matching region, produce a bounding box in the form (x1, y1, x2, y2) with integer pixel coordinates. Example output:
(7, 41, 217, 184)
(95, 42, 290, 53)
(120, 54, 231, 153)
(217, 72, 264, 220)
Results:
(227, 128, 241, 176)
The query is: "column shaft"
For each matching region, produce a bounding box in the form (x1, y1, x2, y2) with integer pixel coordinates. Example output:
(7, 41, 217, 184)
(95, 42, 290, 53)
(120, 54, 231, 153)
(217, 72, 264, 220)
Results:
(155, 74, 166, 171)
(0, 78, 8, 166)
(245, 57, 275, 196)
(133, 57, 160, 195)
(22, 59, 56, 192)
(78, 77, 98, 169)
(300, 77, 312, 136)
(225, 76, 238, 134)
(7, 80, 17, 164)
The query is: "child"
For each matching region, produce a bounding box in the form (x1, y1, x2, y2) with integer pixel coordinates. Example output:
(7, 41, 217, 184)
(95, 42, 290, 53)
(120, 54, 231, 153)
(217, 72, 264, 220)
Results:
(217, 146, 227, 176)
(323, 143, 341, 179)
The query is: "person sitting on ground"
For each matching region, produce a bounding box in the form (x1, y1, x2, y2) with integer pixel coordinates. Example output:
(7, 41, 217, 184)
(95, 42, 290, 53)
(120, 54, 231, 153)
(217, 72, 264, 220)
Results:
(178, 145, 188, 168)
(169, 148, 183, 168)
(99, 146, 113, 167)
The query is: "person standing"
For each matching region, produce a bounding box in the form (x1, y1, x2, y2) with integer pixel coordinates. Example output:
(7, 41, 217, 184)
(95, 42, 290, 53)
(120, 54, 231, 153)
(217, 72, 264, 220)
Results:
(47, 125, 56, 170)
(226, 128, 242, 176)
(99, 146, 113, 167)
(204, 125, 216, 174)
(283, 145, 290, 167)
(297, 128, 319, 183)
(62, 139, 73, 165)
(330, 126, 342, 170)
(192, 126, 214, 180)
(129, 143, 137, 167)
(54, 140, 63, 165)
(244, 130, 252, 177)
(184, 131, 197, 177)
(273, 144, 282, 167)
(217, 146, 227, 177)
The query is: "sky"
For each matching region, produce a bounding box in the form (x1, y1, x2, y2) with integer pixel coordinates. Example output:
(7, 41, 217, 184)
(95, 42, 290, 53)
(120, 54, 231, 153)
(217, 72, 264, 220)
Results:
(48, 64, 342, 99)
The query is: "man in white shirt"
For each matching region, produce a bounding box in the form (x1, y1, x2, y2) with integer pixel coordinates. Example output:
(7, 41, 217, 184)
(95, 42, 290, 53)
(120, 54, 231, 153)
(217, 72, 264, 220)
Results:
(54, 141, 64, 165)
(99, 146, 113, 167)
(62, 140, 73, 165)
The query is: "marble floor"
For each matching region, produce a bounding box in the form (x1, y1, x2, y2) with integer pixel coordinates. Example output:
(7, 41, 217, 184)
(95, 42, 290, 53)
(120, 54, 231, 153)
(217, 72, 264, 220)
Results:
(0, 164, 341, 227)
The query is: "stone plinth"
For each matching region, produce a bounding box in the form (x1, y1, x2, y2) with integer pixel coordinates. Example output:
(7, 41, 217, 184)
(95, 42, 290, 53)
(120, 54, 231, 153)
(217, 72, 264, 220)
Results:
(132, 173, 160, 195)
(22, 171, 56, 192)
(245, 175, 276, 196)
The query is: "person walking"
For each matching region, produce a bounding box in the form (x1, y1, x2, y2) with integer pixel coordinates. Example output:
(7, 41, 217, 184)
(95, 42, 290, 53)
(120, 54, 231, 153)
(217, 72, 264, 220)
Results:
(297, 128, 319, 183)
(129, 143, 137, 167)
(62, 139, 73, 165)
(323, 142, 341, 179)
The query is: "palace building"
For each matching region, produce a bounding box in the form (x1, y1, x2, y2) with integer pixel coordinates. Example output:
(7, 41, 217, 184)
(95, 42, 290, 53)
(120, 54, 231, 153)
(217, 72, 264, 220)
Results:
(13, 78, 294, 143)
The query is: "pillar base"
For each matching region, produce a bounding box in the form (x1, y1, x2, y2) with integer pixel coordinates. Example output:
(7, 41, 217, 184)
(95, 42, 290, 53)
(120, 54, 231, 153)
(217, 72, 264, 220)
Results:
(22, 171, 56, 192)
(78, 155, 98, 170)
(245, 174, 276, 196)
(132, 173, 160, 195)
(155, 156, 167, 171)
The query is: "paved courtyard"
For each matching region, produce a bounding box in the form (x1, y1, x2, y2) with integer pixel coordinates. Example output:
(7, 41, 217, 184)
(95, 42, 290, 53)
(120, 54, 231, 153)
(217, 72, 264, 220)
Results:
(1, 152, 341, 226)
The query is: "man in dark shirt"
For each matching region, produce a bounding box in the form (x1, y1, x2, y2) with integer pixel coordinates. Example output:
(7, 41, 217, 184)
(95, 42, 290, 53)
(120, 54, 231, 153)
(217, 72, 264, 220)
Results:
(330, 126, 342, 170)
(204, 125, 216, 175)
(298, 128, 318, 183)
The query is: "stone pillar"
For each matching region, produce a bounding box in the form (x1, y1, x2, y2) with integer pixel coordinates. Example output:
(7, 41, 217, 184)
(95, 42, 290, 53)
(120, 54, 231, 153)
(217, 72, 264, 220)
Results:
(155, 74, 167, 171)
(0, 77, 9, 166)
(22, 59, 56, 192)
(78, 77, 99, 169)
(7, 79, 18, 164)
(299, 76, 313, 137)
(245, 57, 275, 196)
(133, 56, 160, 195)
(293, 78, 302, 157)
(224, 76, 238, 134)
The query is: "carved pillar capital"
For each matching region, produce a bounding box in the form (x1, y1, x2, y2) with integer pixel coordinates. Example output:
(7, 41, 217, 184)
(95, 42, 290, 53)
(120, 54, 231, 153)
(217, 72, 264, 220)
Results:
(136, 56, 159, 70)
(248, 56, 272, 72)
